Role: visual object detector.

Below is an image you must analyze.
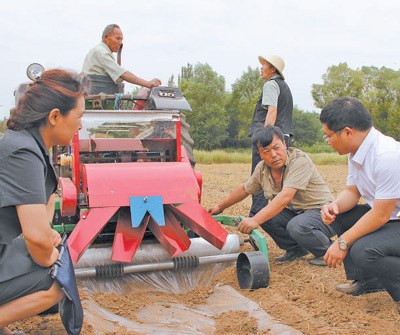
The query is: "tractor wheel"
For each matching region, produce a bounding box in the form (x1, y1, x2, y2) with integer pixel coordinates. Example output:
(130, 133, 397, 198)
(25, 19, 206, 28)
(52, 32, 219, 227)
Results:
(180, 116, 196, 167)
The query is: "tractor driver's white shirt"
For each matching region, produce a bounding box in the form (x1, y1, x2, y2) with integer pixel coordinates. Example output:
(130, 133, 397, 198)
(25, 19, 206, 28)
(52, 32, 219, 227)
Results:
(81, 42, 126, 84)
(261, 74, 281, 108)
(347, 127, 400, 221)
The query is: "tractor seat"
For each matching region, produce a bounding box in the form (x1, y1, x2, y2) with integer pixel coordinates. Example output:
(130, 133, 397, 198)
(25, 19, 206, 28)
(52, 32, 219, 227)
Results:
(86, 75, 124, 94)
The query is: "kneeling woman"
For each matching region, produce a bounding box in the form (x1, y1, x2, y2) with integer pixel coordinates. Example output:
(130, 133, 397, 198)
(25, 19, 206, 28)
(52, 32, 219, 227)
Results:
(0, 69, 87, 335)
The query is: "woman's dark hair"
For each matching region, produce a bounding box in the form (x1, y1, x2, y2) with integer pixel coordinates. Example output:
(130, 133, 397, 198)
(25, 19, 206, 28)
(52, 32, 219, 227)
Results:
(320, 96, 373, 132)
(7, 69, 88, 131)
(251, 125, 285, 148)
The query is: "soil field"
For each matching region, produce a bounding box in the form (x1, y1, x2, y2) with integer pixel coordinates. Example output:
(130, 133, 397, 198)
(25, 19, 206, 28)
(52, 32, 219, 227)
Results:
(8, 164, 400, 335)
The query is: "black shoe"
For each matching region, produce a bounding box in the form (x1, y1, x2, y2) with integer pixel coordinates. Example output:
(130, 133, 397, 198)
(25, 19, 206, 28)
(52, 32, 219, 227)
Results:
(38, 303, 59, 315)
(308, 256, 327, 267)
(336, 277, 385, 296)
(275, 247, 310, 262)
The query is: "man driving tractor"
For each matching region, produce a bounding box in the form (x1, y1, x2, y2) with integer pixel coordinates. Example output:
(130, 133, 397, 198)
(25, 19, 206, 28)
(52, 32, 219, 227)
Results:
(81, 24, 161, 93)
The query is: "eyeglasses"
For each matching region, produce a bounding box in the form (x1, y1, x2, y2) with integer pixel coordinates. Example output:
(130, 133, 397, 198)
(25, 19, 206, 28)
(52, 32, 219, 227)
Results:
(323, 128, 344, 142)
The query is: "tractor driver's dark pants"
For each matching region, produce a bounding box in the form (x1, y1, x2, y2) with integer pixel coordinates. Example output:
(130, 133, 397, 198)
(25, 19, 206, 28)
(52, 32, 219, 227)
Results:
(329, 204, 400, 302)
(260, 207, 336, 256)
(249, 134, 290, 217)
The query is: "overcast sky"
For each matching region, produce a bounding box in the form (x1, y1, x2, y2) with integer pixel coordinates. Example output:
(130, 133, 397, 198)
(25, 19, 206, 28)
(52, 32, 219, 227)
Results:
(1, 0, 400, 119)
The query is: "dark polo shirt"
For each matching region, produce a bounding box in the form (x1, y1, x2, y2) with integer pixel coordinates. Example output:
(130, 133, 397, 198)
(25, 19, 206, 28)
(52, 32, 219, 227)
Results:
(248, 76, 293, 137)
(0, 127, 57, 282)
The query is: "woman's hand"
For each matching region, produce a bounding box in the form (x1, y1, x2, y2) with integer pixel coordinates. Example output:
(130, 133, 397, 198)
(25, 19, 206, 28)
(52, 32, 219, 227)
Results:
(51, 229, 62, 247)
(17, 204, 60, 267)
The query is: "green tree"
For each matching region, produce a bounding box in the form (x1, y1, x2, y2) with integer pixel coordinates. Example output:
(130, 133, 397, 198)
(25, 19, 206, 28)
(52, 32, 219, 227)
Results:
(312, 63, 400, 140)
(167, 74, 176, 87)
(179, 63, 229, 149)
(224, 66, 264, 147)
(291, 106, 323, 147)
(312, 63, 364, 109)
(178, 63, 194, 84)
(359, 66, 400, 137)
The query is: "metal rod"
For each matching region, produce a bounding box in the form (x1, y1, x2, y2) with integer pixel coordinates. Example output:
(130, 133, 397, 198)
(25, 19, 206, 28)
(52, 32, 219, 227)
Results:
(198, 253, 238, 265)
(86, 94, 148, 101)
(74, 234, 241, 270)
(75, 253, 239, 278)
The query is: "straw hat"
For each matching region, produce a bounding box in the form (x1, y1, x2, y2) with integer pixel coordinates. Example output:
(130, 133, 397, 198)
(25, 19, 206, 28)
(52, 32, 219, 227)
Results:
(258, 55, 285, 80)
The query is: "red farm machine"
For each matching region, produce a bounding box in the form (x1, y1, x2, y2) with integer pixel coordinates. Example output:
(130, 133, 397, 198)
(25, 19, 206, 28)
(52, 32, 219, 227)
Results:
(16, 64, 270, 289)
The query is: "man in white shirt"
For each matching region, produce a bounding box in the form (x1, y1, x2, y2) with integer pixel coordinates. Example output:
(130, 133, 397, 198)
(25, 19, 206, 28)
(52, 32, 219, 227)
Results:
(320, 96, 400, 312)
(81, 24, 161, 90)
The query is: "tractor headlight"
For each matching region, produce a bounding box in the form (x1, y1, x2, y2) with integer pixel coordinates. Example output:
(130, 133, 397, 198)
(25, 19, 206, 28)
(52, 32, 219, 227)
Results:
(26, 63, 45, 81)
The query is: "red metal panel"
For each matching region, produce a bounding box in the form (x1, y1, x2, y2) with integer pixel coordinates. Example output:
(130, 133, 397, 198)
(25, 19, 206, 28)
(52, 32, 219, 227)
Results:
(88, 138, 144, 152)
(78, 138, 91, 152)
(194, 170, 202, 202)
(180, 146, 190, 165)
(71, 134, 80, 193)
(82, 162, 201, 208)
(166, 202, 228, 250)
(58, 177, 77, 216)
(111, 208, 149, 263)
(164, 207, 192, 249)
(67, 206, 119, 263)
(147, 208, 191, 257)
(176, 120, 181, 162)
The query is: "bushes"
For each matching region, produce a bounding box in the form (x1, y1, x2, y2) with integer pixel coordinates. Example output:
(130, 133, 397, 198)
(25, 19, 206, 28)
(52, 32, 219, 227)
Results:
(194, 148, 346, 165)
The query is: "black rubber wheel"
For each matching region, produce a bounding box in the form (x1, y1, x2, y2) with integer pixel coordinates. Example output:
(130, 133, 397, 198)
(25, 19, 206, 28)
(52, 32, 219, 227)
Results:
(236, 251, 270, 289)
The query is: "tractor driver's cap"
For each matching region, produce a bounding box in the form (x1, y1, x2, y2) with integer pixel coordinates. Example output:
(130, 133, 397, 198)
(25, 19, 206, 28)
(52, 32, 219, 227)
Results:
(258, 55, 285, 80)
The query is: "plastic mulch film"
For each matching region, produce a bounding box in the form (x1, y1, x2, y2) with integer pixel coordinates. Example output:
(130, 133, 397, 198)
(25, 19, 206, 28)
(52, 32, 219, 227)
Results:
(75, 234, 241, 295)
(82, 284, 303, 335)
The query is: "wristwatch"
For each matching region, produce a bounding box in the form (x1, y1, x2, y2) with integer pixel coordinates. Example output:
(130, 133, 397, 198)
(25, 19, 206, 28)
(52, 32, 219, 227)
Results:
(338, 236, 348, 251)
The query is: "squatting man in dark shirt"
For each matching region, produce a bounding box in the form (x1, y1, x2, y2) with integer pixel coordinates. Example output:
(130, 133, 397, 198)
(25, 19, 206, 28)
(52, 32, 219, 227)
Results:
(209, 126, 337, 265)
